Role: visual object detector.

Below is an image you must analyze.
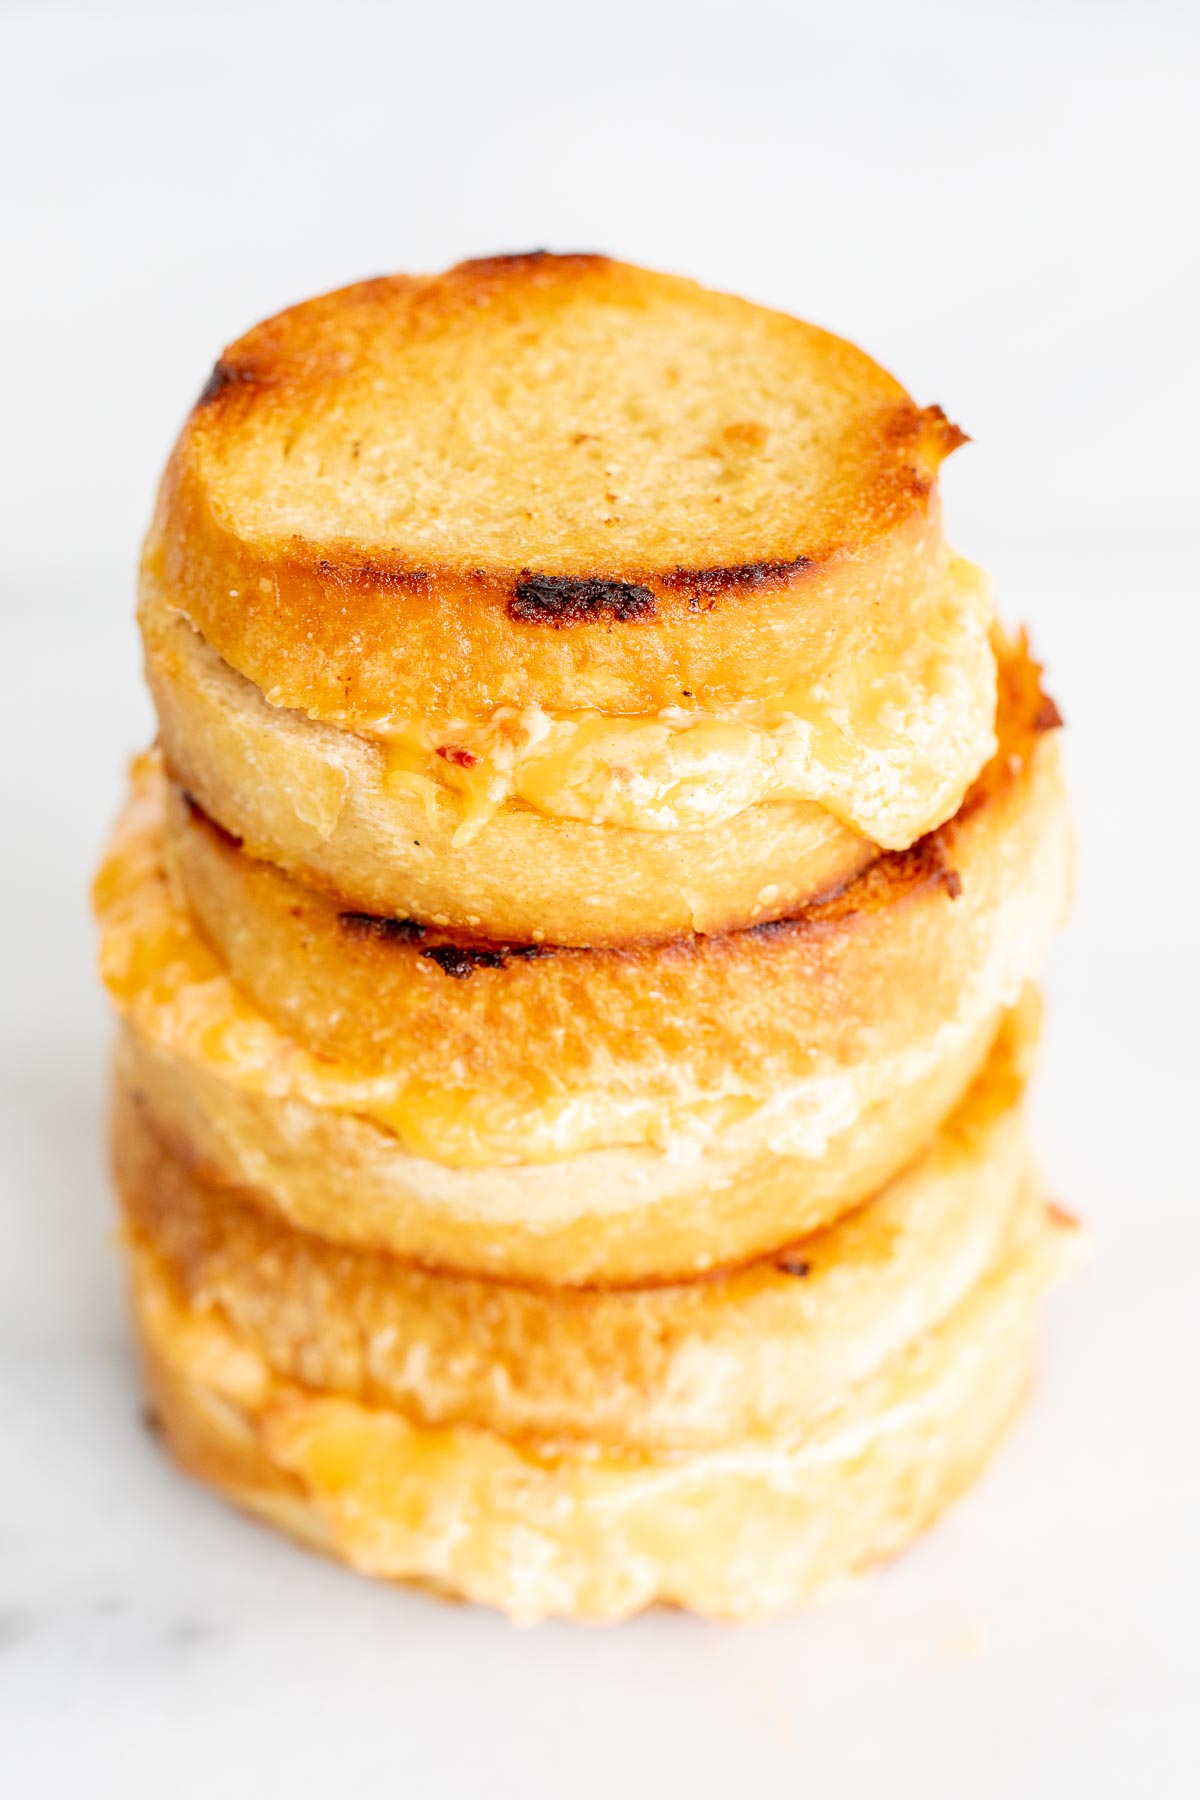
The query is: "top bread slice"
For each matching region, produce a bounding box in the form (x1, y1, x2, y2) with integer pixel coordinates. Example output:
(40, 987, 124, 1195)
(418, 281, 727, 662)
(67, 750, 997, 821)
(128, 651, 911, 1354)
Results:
(146, 252, 967, 722)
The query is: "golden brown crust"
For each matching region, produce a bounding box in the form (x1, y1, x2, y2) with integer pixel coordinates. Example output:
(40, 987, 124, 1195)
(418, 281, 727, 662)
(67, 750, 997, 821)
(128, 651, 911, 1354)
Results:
(147, 254, 965, 720)
(114, 997, 1040, 1451)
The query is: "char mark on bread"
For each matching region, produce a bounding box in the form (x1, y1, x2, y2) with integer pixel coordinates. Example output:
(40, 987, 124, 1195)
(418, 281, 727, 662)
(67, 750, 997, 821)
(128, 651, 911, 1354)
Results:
(509, 574, 658, 626)
(195, 359, 263, 407)
(420, 942, 553, 979)
(775, 1253, 812, 1278)
(421, 944, 508, 979)
(338, 911, 427, 943)
(338, 909, 552, 977)
(744, 823, 966, 945)
(662, 555, 814, 604)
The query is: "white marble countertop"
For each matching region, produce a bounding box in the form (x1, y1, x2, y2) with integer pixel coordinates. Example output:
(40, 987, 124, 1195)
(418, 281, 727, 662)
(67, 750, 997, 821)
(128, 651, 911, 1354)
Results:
(2, 2, 1197, 1793)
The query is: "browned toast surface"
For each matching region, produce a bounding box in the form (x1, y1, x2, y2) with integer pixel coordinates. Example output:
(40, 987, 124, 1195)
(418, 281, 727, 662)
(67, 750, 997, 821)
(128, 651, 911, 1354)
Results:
(149, 253, 965, 718)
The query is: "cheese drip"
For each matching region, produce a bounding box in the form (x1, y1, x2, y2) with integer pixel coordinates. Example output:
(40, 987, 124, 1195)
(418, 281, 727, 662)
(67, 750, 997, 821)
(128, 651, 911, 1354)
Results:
(380, 556, 997, 848)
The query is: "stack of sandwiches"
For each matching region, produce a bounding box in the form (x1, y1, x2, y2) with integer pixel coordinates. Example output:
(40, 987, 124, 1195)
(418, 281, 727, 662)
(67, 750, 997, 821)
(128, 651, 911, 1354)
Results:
(95, 253, 1078, 1622)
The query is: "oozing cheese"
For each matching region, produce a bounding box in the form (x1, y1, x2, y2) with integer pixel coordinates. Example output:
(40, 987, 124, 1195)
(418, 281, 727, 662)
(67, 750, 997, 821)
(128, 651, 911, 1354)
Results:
(378, 556, 997, 848)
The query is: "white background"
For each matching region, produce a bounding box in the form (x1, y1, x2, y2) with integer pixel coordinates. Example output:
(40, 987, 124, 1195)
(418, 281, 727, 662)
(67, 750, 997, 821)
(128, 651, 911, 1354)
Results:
(2, 1, 1197, 1793)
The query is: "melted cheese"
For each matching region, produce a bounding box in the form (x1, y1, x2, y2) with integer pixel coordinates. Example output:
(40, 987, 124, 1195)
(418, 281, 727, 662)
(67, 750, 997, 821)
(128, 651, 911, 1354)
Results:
(133, 1215, 1074, 1620)
(378, 556, 997, 848)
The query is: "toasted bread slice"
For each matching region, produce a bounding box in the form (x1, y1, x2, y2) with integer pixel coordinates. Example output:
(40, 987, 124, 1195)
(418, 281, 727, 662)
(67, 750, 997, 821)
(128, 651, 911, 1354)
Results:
(148, 252, 967, 720)
(114, 995, 1040, 1452)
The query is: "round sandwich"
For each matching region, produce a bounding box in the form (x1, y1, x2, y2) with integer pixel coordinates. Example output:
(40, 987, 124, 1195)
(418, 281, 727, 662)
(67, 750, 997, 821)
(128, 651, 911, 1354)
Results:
(124, 1026, 1080, 1622)
(142, 252, 997, 947)
(97, 635, 1069, 1285)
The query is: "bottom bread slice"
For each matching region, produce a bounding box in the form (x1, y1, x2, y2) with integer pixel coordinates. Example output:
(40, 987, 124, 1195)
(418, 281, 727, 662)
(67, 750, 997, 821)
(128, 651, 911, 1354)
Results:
(129, 1200, 1078, 1624)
